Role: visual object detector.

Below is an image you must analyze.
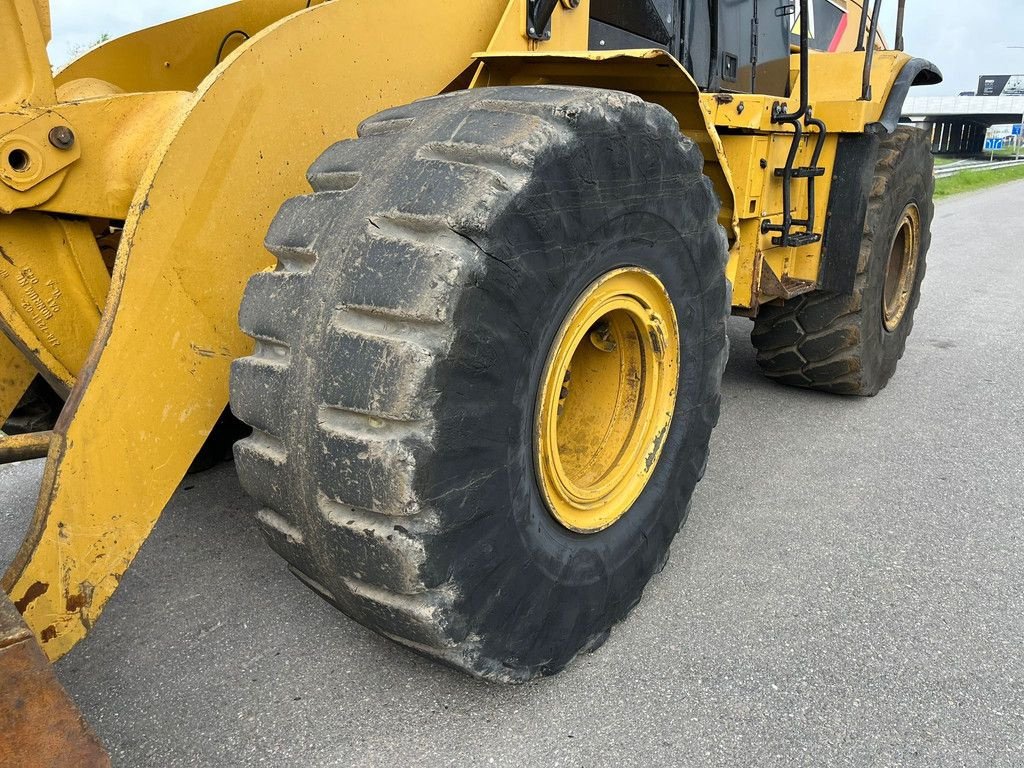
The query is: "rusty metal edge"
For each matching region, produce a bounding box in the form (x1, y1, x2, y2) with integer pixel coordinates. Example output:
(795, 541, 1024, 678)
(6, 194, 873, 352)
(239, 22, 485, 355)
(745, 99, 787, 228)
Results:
(0, 589, 110, 767)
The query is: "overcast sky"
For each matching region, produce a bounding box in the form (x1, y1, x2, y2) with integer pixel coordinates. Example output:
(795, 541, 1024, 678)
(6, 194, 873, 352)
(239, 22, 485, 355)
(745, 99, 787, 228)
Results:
(47, 0, 1024, 96)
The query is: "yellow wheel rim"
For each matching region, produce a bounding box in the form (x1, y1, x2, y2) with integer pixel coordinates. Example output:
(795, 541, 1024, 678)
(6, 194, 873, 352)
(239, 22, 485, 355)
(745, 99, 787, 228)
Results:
(535, 268, 680, 534)
(882, 203, 921, 332)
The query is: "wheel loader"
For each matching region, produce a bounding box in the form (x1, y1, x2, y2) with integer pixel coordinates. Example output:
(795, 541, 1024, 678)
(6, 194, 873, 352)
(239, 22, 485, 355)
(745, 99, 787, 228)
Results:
(0, 0, 939, 762)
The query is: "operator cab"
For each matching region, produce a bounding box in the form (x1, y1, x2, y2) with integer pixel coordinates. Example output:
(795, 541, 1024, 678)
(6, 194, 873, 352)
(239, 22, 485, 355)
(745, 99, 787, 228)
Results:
(589, 0, 852, 95)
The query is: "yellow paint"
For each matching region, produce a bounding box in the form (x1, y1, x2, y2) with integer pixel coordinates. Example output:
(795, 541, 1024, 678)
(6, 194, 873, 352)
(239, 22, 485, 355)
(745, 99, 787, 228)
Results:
(56, 1, 331, 95)
(0, 0, 54, 108)
(0, 333, 34, 425)
(473, 50, 740, 243)
(25, 92, 191, 220)
(0, 214, 109, 395)
(484, 0, 591, 52)
(719, 128, 842, 304)
(693, 52, 909, 134)
(882, 204, 921, 332)
(476, 44, 909, 308)
(31, 0, 47, 40)
(0, 112, 80, 196)
(536, 269, 679, 533)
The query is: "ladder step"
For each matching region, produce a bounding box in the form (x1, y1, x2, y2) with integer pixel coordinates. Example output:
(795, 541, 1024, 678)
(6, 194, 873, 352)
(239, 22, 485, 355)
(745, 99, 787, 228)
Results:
(771, 232, 822, 247)
(774, 166, 826, 178)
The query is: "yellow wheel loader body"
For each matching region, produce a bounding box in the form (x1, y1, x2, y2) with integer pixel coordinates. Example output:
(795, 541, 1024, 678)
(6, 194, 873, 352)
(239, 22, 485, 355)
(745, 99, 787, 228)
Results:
(0, 0, 939, 754)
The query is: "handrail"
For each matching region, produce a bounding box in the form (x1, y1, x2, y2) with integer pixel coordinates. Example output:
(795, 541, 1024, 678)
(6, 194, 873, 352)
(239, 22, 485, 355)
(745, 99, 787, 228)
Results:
(895, 0, 907, 51)
(861, 0, 884, 100)
(762, 0, 827, 248)
(773, 0, 810, 122)
(855, 0, 870, 51)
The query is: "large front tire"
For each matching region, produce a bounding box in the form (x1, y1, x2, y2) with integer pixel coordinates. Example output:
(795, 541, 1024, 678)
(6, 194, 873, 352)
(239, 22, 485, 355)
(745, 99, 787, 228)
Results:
(231, 87, 730, 681)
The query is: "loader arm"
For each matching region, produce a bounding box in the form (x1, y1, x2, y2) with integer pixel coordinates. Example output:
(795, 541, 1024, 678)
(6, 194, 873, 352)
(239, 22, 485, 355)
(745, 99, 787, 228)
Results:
(2, 0, 558, 659)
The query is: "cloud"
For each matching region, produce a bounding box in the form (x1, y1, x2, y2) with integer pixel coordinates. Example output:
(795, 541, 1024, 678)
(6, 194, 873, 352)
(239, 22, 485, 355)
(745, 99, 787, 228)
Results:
(891, 0, 1022, 94)
(46, 1, 1024, 94)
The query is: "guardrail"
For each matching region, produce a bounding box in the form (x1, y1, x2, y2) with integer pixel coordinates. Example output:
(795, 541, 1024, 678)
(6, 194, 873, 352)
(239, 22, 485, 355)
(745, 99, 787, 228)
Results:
(934, 158, 1024, 179)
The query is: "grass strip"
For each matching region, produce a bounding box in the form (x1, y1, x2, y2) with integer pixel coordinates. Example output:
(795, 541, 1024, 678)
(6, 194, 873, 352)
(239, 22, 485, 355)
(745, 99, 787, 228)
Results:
(934, 163, 1024, 198)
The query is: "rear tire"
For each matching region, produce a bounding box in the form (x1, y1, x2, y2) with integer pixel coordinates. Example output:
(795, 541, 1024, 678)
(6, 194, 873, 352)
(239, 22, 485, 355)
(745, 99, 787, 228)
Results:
(751, 126, 934, 395)
(231, 87, 730, 681)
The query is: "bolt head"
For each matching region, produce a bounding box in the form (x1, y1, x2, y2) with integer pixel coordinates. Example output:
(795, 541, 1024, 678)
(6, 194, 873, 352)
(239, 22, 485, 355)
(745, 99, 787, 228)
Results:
(48, 126, 75, 150)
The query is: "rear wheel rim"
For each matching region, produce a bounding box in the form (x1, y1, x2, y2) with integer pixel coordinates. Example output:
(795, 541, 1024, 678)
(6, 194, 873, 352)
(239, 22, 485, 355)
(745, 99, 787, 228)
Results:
(535, 268, 680, 534)
(882, 203, 921, 332)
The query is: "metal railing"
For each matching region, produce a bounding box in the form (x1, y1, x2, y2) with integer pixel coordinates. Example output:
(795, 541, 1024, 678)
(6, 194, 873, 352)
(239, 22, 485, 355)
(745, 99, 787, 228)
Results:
(933, 158, 1024, 179)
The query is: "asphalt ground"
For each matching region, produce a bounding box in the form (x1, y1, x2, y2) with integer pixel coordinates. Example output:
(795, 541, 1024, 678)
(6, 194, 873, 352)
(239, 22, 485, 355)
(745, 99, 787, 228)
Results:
(2, 181, 1023, 767)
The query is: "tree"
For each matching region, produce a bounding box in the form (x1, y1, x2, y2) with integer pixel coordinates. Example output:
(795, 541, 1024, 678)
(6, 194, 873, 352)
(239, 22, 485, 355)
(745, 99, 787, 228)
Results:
(65, 33, 111, 64)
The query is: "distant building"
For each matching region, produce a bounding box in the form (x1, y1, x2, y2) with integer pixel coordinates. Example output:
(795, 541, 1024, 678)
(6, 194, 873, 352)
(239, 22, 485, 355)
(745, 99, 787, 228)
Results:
(904, 75, 1024, 154)
(978, 75, 1024, 97)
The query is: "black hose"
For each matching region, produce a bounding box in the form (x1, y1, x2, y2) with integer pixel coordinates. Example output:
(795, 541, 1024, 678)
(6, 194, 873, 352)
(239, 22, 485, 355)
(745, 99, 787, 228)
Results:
(216, 29, 250, 65)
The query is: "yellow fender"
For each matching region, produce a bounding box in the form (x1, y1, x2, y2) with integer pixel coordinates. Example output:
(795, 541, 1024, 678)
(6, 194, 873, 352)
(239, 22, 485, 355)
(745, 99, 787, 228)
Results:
(472, 48, 741, 240)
